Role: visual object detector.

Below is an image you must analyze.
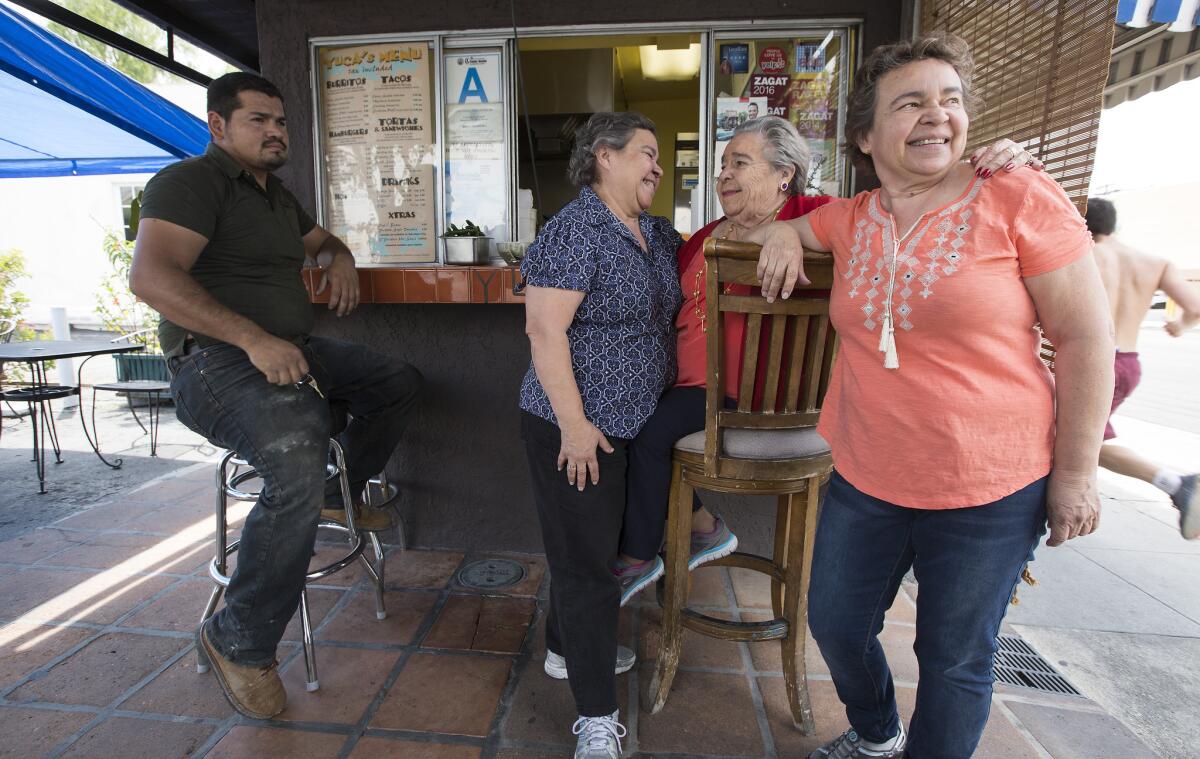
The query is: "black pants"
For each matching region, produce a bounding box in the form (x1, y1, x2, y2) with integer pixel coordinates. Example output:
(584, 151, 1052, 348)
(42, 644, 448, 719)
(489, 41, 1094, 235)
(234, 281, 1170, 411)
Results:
(620, 386, 706, 561)
(521, 411, 628, 717)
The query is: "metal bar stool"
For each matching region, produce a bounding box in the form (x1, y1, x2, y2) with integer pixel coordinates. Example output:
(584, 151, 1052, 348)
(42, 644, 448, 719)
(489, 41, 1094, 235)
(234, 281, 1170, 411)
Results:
(197, 404, 388, 692)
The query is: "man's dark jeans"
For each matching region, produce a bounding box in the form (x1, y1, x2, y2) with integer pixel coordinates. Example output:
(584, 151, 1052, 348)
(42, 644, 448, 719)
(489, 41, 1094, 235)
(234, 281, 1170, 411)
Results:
(170, 335, 422, 666)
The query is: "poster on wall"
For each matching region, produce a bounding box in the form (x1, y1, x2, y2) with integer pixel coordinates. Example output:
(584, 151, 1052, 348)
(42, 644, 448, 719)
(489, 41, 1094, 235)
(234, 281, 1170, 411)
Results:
(713, 34, 845, 196)
(317, 42, 436, 265)
(718, 43, 749, 74)
(714, 96, 768, 175)
(443, 51, 508, 241)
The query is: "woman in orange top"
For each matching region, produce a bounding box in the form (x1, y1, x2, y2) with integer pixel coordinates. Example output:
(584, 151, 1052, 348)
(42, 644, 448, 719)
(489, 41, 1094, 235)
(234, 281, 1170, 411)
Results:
(754, 35, 1114, 759)
(613, 116, 1038, 608)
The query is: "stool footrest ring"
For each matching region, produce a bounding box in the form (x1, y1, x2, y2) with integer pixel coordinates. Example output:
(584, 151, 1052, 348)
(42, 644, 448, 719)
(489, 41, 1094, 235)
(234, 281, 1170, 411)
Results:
(307, 523, 367, 581)
(680, 608, 788, 642)
(207, 527, 368, 586)
(701, 550, 785, 583)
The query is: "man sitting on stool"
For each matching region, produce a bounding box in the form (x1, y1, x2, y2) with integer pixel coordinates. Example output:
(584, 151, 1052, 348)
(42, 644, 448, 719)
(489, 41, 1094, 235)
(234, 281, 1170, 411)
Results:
(130, 72, 422, 719)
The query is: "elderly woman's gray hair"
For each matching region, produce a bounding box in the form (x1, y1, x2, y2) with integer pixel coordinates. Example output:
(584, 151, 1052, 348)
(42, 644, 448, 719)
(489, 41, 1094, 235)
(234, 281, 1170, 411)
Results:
(568, 111, 657, 187)
(843, 32, 980, 173)
(730, 116, 811, 195)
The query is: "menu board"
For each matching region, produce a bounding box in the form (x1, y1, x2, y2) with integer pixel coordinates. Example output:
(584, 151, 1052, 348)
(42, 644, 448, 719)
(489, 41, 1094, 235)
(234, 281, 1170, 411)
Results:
(317, 42, 436, 264)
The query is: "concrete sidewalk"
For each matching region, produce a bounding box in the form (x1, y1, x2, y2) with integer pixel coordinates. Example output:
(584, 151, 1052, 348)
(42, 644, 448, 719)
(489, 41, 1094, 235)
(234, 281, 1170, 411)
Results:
(1007, 411, 1200, 759)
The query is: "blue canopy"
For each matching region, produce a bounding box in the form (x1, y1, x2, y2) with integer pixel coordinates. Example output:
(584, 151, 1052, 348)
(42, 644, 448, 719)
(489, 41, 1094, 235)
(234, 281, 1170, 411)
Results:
(0, 4, 208, 178)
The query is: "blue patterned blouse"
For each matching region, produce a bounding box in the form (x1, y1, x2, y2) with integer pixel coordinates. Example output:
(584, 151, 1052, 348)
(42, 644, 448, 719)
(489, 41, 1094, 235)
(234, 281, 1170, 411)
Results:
(519, 185, 683, 440)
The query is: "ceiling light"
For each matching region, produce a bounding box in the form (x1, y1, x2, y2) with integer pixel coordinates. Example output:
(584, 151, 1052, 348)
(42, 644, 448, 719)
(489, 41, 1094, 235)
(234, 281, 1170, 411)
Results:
(639, 43, 701, 81)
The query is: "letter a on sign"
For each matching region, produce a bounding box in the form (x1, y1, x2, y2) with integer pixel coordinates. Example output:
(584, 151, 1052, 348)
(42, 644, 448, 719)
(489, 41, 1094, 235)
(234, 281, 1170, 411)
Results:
(458, 67, 489, 103)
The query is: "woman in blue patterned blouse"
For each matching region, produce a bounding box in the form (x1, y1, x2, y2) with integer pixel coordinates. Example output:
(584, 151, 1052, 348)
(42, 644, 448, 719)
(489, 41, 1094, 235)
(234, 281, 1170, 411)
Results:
(518, 112, 676, 759)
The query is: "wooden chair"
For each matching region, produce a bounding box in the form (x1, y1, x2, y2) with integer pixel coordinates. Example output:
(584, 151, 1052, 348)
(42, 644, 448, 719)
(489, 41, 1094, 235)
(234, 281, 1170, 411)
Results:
(646, 237, 836, 734)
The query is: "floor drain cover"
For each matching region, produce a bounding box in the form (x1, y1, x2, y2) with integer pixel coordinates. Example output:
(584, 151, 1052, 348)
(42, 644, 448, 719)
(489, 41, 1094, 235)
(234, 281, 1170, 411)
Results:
(457, 558, 526, 590)
(993, 634, 1081, 695)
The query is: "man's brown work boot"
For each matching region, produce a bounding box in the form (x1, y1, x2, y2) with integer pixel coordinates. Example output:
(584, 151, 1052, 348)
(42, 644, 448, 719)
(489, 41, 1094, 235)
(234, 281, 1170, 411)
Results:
(197, 622, 286, 720)
(320, 502, 393, 532)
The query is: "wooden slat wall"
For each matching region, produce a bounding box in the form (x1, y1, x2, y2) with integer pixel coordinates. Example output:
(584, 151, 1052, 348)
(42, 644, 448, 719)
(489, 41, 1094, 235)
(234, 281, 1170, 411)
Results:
(920, 1, 1119, 211)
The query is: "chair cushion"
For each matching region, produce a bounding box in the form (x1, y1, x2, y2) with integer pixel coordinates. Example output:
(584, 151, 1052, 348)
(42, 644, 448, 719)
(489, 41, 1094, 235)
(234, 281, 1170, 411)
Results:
(674, 426, 830, 461)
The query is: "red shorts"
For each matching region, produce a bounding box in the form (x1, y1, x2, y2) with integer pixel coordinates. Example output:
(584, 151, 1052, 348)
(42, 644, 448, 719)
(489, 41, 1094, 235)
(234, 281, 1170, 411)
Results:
(1104, 351, 1141, 440)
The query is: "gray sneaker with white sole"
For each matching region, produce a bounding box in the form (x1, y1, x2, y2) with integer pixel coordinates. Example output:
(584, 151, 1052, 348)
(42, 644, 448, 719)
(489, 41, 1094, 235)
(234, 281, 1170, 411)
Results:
(809, 724, 907, 758)
(1172, 473, 1199, 540)
(544, 645, 636, 679)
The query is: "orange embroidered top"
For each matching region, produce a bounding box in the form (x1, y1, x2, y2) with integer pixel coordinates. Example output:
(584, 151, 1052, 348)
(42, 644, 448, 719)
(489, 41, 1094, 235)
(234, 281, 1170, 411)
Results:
(806, 170, 1091, 508)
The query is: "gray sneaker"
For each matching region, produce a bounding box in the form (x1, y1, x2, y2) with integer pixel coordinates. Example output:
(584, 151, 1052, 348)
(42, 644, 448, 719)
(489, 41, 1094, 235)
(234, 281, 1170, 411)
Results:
(1172, 474, 1199, 540)
(615, 555, 664, 607)
(809, 724, 906, 758)
(689, 516, 739, 570)
(544, 645, 636, 679)
(572, 711, 626, 759)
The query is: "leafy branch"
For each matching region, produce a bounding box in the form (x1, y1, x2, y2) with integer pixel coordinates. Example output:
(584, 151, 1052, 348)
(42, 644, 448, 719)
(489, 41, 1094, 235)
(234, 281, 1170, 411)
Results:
(93, 231, 161, 351)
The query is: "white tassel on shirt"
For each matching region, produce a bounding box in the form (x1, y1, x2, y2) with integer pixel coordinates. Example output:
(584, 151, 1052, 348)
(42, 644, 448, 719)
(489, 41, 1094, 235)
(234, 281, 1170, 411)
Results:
(878, 312, 900, 369)
(883, 327, 899, 369)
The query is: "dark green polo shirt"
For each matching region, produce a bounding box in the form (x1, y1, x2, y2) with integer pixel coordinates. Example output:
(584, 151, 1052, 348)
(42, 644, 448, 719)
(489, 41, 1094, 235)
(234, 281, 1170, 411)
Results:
(138, 143, 317, 358)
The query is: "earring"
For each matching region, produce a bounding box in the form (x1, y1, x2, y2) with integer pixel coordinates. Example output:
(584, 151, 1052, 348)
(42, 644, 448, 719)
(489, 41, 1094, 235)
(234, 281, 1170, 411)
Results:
(780, 181, 789, 192)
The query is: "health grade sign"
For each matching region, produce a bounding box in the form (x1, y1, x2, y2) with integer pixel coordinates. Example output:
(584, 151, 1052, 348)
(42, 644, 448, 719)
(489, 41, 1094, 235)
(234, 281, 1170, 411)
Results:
(445, 54, 500, 104)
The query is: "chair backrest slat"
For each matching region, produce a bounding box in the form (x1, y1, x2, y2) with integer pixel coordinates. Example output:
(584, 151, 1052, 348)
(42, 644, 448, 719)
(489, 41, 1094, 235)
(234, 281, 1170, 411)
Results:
(761, 314, 788, 412)
(737, 313, 763, 412)
(803, 317, 830, 412)
(782, 314, 810, 414)
(719, 409, 821, 428)
(721, 295, 827, 315)
(703, 237, 837, 476)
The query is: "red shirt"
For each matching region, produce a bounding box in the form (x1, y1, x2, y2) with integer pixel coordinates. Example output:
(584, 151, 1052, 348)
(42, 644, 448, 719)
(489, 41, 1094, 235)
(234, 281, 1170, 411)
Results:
(675, 194, 834, 391)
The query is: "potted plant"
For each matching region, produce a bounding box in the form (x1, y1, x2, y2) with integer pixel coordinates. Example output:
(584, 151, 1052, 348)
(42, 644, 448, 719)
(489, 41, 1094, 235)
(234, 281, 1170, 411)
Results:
(94, 231, 169, 382)
(441, 219, 491, 266)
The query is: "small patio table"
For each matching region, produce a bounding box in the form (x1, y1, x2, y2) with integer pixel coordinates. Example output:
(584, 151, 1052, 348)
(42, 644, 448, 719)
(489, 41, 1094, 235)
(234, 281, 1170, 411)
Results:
(0, 339, 143, 493)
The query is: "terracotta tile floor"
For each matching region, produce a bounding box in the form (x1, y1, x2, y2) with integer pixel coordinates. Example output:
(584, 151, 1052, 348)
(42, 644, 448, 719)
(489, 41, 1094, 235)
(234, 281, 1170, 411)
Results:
(0, 465, 1113, 757)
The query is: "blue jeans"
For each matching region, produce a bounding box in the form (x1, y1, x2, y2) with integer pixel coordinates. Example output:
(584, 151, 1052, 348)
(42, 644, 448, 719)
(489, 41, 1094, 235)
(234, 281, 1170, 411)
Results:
(170, 335, 422, 666)
(808, 471, 1047, 759)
